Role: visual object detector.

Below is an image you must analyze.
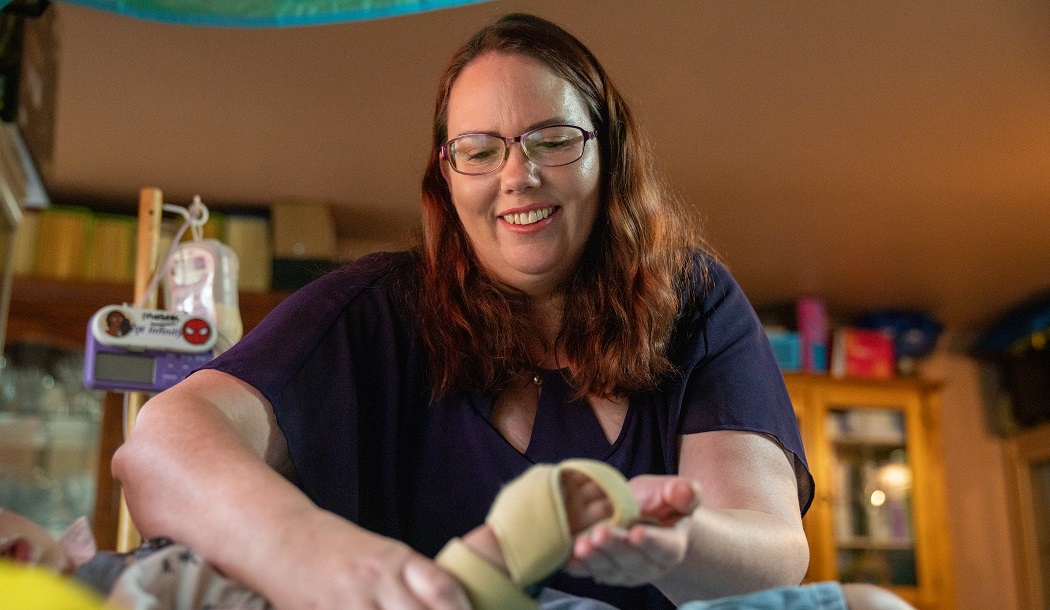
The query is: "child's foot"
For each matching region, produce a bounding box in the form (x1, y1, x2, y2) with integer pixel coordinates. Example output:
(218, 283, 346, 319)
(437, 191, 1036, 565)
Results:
(461, 469, 615, 576)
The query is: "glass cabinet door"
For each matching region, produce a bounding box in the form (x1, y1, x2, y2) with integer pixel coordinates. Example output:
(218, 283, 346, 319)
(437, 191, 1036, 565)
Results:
(1008, 422, 1050, 609)
(826, 406, 917, 587)
(0, 344, 103, 538)
(1031, 459, 1050, 606)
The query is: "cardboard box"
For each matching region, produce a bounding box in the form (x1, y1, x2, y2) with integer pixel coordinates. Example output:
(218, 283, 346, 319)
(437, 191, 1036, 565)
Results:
(270, 201, 336, 260)
(224, 213, 272, 292)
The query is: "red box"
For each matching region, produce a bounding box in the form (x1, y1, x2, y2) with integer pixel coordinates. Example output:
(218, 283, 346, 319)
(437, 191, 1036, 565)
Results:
(832, 328, 895, 379)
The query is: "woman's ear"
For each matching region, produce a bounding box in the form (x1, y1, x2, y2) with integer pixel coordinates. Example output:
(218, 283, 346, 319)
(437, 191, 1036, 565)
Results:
(440, 156, 451, 185)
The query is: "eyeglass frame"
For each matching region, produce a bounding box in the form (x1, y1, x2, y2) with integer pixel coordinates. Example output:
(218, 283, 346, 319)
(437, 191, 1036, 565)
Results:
(440, 124, 598, 176)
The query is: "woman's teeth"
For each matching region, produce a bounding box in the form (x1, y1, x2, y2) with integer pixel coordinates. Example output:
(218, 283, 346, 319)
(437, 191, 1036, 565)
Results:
(502, 207, 554, 226)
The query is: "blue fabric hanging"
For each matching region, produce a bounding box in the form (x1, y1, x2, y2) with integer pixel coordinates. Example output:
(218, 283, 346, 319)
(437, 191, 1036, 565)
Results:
(33, 0, 492, 27)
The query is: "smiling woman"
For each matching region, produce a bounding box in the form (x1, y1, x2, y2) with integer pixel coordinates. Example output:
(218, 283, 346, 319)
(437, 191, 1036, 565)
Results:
(105, 11, 920, 610)
(17, 0, 493, 27)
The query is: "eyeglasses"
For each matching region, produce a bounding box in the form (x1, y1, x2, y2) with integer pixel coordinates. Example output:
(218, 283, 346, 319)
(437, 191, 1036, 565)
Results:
(441, 124, 597, 176)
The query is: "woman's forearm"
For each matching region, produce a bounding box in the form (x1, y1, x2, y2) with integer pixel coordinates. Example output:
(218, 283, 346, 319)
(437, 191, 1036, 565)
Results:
(110, 386, 317, 597)
(652, 505, 809, 604)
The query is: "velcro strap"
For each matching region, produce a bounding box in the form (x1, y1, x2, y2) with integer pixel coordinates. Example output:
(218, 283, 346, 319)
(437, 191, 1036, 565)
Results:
(435, 538, 538, 610)
(485, 464, 570, 587)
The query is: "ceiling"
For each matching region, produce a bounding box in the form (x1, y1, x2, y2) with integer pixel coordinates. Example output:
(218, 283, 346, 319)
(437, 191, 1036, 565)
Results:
(28, 0, 1050, 335)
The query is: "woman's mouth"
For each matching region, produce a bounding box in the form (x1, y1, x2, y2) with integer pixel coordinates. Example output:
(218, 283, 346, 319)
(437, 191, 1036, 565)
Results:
(500, 206, 556, 226)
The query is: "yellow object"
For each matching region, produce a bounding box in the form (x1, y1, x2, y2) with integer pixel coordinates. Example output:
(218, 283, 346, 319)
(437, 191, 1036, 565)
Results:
(433, 539, 538, 610)
(0, 561, 108, 609)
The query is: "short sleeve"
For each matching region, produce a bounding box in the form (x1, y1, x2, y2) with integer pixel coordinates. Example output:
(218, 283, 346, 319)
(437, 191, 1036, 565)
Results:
(196, 252, 424, 527)
(675, 257, 814, 514)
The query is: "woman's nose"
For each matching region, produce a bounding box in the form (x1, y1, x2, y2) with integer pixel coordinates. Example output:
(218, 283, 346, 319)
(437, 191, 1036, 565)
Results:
(501, 144, 540, 191)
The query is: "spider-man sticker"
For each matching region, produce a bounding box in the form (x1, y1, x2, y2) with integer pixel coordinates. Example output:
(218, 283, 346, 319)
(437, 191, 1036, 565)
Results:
(182, 318, 212, 345)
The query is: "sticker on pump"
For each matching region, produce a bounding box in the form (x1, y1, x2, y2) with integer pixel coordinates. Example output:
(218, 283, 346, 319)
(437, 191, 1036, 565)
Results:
(88, 305, 217, 353)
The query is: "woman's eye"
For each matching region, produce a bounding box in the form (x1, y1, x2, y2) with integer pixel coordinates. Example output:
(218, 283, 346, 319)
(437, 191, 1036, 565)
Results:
(535, 138, 572, 150)
(465, 148, 499, 161)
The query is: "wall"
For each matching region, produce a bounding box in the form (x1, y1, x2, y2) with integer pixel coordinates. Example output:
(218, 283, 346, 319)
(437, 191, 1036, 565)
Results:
(920, 348, 1020, 610)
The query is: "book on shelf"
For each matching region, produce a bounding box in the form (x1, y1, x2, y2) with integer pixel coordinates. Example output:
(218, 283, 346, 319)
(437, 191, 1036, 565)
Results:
(10, 208, 38, 276)
(33, 205, 92, 280)
(83, 213, 135, 284)
(270, 200, 336, 260)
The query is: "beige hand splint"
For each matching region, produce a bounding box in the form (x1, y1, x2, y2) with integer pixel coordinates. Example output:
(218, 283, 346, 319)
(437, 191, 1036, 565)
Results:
(436, 459, 640, 610)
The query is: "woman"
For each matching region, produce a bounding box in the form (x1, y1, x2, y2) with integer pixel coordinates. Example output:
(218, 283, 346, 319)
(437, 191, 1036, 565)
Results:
(113, 13, 815, 610)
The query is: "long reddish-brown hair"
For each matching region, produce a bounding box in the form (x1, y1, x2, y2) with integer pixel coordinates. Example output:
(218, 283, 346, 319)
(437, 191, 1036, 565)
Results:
(417, 13, 706, 399)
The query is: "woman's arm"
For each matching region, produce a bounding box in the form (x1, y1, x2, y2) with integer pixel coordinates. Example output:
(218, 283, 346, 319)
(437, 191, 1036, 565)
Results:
(111, 369, 469, 610)
(568, 430, 808, 604)
(653, 429, 809, 602)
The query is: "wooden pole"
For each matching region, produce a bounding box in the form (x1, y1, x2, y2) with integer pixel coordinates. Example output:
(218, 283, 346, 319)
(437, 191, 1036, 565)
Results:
(115, 187, 163, 552)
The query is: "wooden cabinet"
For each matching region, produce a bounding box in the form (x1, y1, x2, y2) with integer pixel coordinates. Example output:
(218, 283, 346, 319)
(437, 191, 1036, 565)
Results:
(1004, 421, 1050, 609)
(786, 374, 956, 609)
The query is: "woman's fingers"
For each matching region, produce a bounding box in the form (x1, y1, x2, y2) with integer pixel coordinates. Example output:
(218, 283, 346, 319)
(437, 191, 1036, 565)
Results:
(402, 556, 471, 610)
(629, 476, 701, 526)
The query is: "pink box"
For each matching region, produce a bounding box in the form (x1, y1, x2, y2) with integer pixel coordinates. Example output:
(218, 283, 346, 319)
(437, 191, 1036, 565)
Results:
(796, 297, 829, 372)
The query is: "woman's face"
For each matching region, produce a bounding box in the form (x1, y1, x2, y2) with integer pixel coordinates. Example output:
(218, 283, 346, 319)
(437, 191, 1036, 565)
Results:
(442, 52, 601, 297)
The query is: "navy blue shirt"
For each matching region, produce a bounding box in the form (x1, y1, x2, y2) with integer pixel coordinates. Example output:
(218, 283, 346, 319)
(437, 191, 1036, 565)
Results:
(203, 250, 813, 610)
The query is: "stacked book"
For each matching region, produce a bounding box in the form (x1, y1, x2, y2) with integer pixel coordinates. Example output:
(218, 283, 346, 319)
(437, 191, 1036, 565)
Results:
(11, 206, 277, 293)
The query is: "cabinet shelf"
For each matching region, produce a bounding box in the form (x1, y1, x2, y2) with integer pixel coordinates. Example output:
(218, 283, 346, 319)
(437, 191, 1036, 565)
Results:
(832, 437, 907, 450)
(7, 275, 290, 350)
(837, 536, 914, 551)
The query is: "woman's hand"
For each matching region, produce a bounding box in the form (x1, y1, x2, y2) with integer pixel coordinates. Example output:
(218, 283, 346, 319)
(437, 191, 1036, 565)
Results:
(259, 508, 471, 610)
(563, 475, 700, 586)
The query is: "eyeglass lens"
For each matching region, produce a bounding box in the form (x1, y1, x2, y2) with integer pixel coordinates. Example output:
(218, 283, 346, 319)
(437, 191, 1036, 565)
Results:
(447, 125, 590, 175)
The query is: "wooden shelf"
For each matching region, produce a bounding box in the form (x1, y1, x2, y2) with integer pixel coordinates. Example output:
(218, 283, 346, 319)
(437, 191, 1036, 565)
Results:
(7, 275, 290, 350)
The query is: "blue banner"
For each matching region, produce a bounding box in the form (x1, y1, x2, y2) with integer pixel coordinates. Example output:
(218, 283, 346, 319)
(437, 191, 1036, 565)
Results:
(37, 0, 492, 27)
